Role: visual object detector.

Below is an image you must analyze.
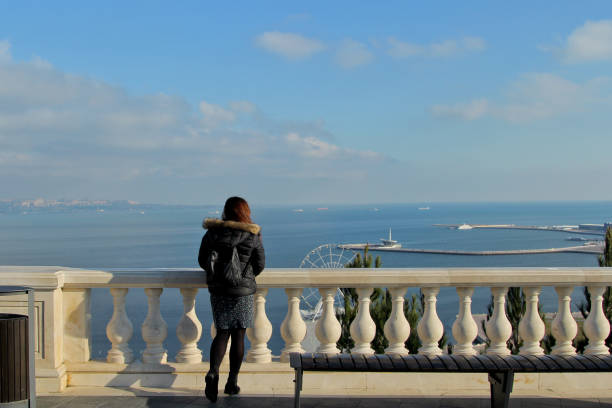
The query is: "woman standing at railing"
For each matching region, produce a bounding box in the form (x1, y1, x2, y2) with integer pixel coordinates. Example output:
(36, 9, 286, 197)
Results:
(198, 196, 265, 402)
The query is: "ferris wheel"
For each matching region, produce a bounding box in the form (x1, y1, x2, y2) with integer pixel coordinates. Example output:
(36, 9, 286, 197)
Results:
(298, 244, 357, 321)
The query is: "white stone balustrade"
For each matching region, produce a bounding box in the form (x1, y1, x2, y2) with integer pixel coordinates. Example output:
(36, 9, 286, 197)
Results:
(417, 287, 444, 356)
(584, 285, 611, 355)
(246, 288, 273, 363)
(452, 287, 478, 355)
(384, 286, 410, 355)
(350, 287, 376, 355)
(142, 288, 168, 363)
(280, 288, 307, 362)
(2, 266, 612, 394)
(175, 288, 202, 363)
(106, 288, 133, 364)
(519, 287, 545, 355)
(485, 287, 512, 355)
(551, 286, 578, 356)
(315, 287, 342, 354)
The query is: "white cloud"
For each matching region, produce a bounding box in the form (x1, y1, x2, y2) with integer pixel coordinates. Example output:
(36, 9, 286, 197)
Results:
(0, 46, 389, 203)
(285, 132, 383, 160)
(431, 73, 612, 123)
(462, 36, 487, 52)
(387, 36, 486, 59)
(562, 20, 612, 63)
(335, 39, 373, 68)
(0, 40, 10, 62)
(431, 99, 489, 120)
(286, 132, 340, 158)
(255, 31, 325, 60)
(228, 100, 256, 113)
(199, 101, 236, 126)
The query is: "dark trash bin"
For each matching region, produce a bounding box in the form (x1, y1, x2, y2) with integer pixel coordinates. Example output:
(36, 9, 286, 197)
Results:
(0, 313, 29, 405)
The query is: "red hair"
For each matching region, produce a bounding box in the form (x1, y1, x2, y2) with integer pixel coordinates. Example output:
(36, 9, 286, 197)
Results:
(222, 196, 252, 224)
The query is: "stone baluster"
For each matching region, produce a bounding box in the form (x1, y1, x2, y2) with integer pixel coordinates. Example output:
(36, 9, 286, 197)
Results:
(210, 323, 230, 365)
(246, 288, 273, 363)
(584, 285, 611, 355)
(384, 287, 410, 355)
(519, 287, 545, 355)
(485, 287, 512, 355)
(350, 287, 376, 355)
(106, 288, 134, 363)
(417, 287, 443, 356)
(452, 287, 478, 355)
(280, 288, 307, 362)
(551, 286, 577, 355)
(315, 288, 342, 354)
(175, 288, 202, 363)
(142, 288, 168, 363)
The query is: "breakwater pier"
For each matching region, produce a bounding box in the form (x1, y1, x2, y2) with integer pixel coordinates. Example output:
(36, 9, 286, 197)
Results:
(338, 242, 603, 255)
(434, 223, 605, 236)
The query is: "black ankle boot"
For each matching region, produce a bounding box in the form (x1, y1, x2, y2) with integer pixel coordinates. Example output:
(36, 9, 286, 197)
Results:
(205, 372, 219, 402)
(224, 373, 240, 395)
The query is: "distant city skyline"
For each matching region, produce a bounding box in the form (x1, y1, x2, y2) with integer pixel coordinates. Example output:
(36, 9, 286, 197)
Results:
(1, 1, 612, 205)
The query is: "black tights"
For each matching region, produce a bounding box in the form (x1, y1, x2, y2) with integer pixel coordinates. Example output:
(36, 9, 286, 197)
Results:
(208, 328, 246, 381)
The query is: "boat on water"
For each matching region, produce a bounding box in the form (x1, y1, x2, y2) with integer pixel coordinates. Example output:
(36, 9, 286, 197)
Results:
(418, 206, 430, 210)
(457, 223, 473, 230)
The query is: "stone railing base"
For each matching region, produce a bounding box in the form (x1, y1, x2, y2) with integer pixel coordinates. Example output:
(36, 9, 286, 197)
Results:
(51, 361, 612, 397)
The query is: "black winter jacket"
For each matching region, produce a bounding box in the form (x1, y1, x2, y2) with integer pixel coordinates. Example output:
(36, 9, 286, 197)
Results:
(198, 218, 265, 297)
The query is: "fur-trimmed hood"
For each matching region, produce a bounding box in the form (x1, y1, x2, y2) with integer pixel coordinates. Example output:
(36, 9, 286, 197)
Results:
(203, 218, 261, 235)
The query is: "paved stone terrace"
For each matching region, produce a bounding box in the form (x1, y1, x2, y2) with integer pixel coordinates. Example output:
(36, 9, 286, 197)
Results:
(38, 395, 612, 408)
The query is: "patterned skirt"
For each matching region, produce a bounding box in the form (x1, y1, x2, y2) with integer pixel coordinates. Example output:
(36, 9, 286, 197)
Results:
(210, 293, 254, 330)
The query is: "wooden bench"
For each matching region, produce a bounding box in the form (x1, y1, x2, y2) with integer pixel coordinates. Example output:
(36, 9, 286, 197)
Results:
(289, 352, 612, 408)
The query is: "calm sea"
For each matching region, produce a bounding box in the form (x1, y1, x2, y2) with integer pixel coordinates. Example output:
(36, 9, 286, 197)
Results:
(1, 201, 609, 358)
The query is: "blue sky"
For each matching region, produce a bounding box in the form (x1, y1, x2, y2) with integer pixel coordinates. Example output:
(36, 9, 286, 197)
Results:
(1, 1, 612, 204)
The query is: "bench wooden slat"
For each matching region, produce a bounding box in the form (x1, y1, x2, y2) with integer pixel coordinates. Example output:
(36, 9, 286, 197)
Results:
(523, 355, 550, 371)
(558, 355, 586, 370)
(477, 355, 499, 371)
(366, 354, 382, 370)
(581, 354, 609, 370)
(544, 355, 573, 370)
(538, 355, 562, 371)
(313, 353, 328, 369)
(301, 353, 315, 370)
(377, 354, 395, 370)
(512, 355, 537, 371)
(452, 355, 473, 371)
(389, 354, 406, 370)
(353, 354, 368, 370)
(327, 355, 343, 370)
(464, 355, 485, 371)
(486, 354, 513, 371)
(401, 355, 421, 371)
(414, 354, 433, 370)
(590, 354, 612, 369)
(439, 355, 459, 371)
(573, 355, 598, 370)
(497, 355, 522, 371)
(428, 356, 446, 371)
(339, 354, 355, 370)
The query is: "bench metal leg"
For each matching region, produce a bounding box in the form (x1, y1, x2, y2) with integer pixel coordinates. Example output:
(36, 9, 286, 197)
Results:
(294, 368, 303, 408)
(488, 371, 514, 408)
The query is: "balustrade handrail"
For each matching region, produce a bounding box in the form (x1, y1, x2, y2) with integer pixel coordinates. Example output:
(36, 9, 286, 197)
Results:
(2, 266, 612, 289)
